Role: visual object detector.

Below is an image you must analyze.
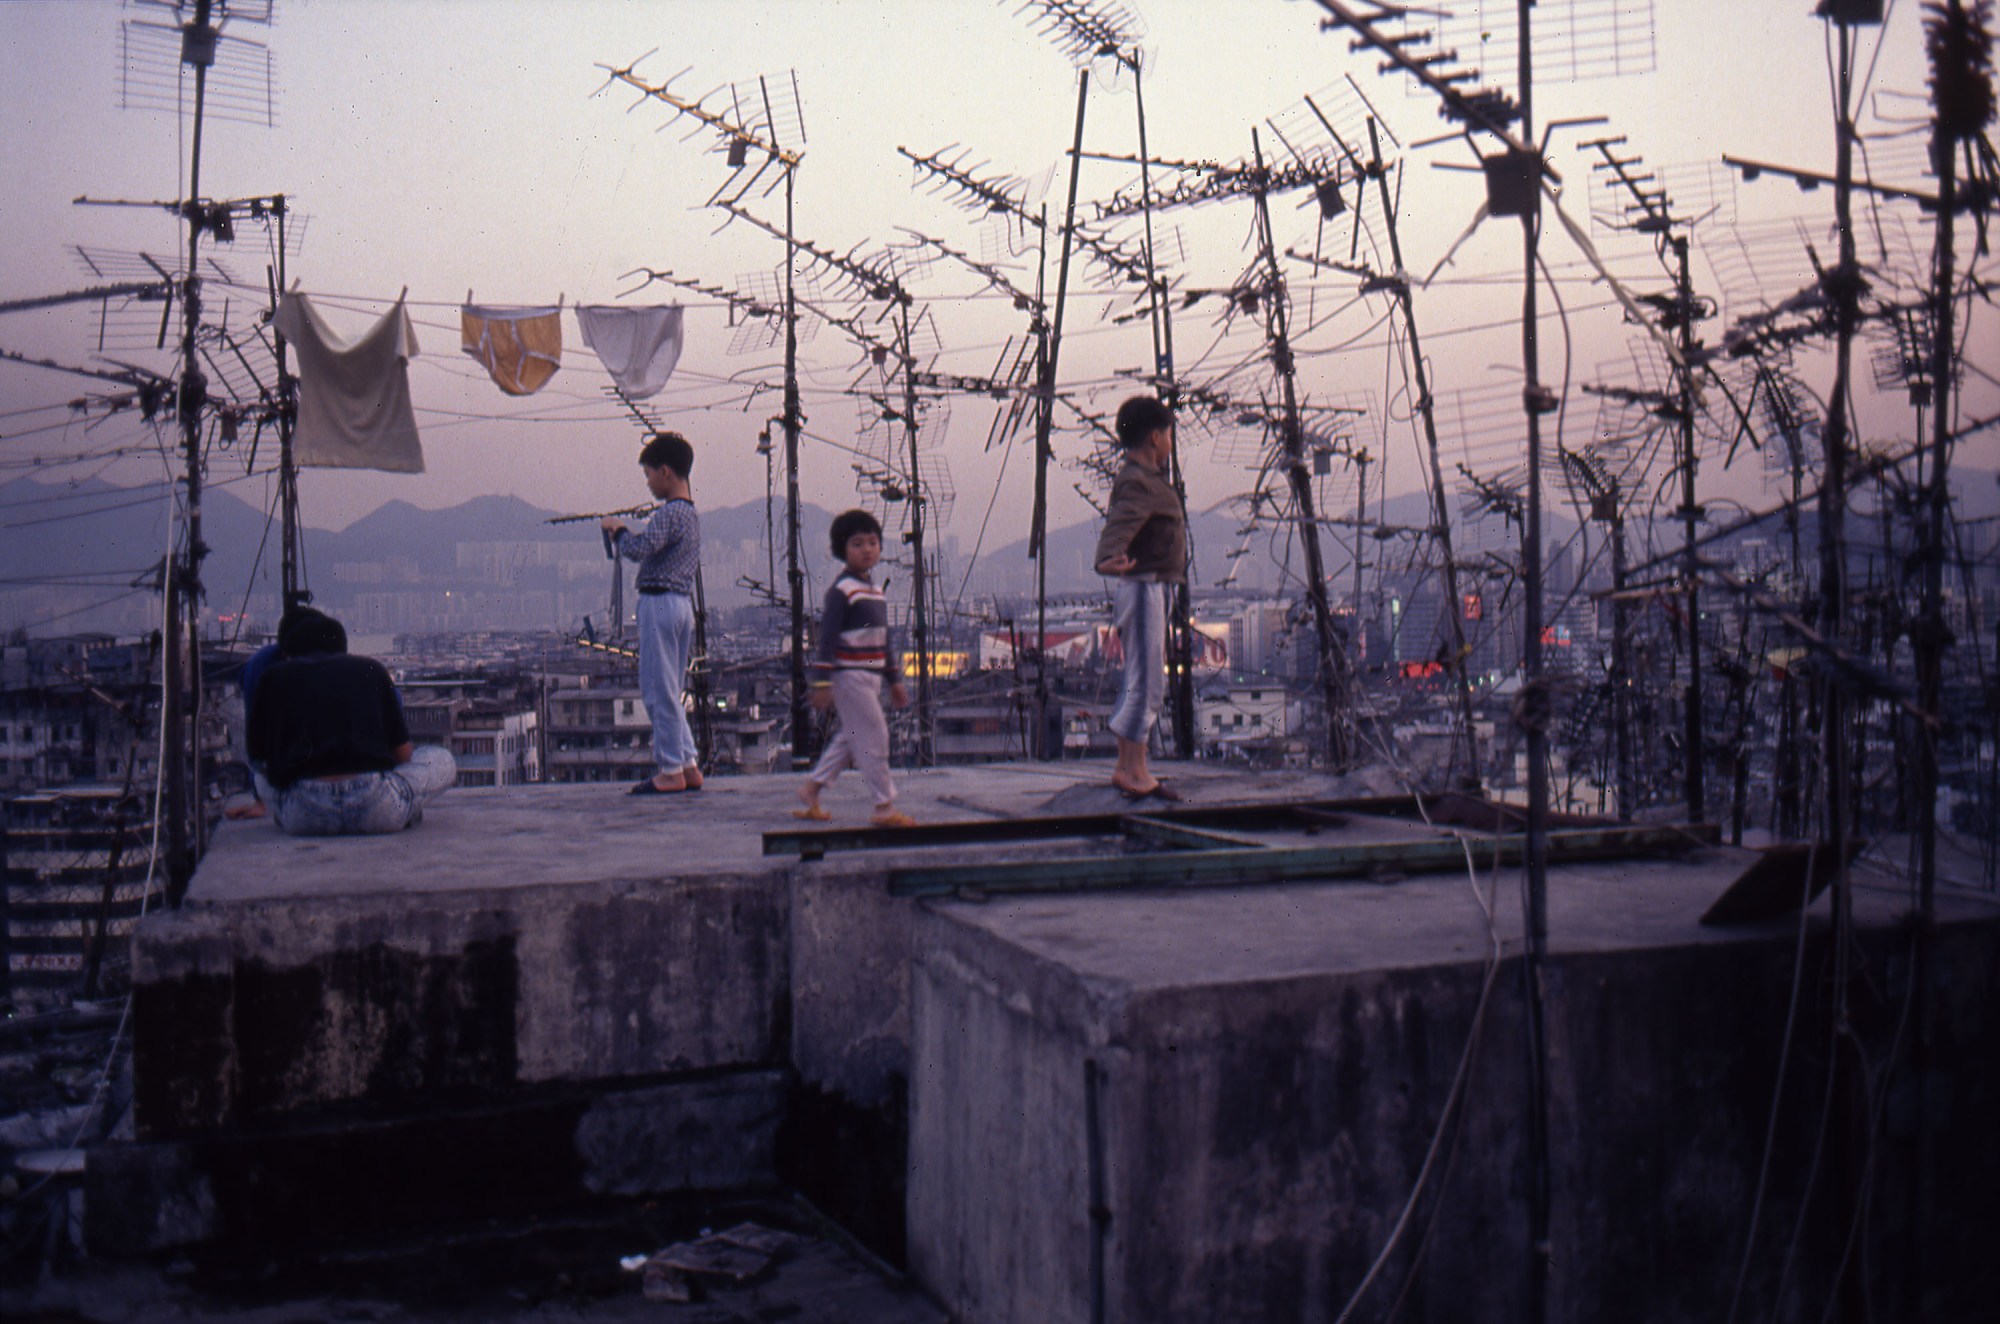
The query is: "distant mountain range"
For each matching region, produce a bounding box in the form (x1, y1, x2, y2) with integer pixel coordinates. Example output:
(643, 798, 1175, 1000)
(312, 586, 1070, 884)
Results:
(4, 464, 1996, 637)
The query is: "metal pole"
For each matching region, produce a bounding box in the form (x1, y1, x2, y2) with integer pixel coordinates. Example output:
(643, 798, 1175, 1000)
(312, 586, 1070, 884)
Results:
(1352, 449, 1368, 622)
(1250, 128, 1348, 769)
(1908, 12, 1965, 1301)
(1917, 12, 1960, 939)
(273, 195, 304, 614)
(1031, 210, 1052, 757)
(165, 0, 216, 901)
(1674, 237, 1707, 822)
(691, 566, 714, 769)
(1777, 374, 1807, 837)
(1132, 58, 1196, 758)
(1033, 72, 1090, 758)
(900, 302, 933, 764)
(1609, 497, 1635, 818)
(1515, 3, 1554, 1317)
(785, 166, 811, 769)
(1823, 16, 1863, 1323)
(1364, 118, 1480, 786)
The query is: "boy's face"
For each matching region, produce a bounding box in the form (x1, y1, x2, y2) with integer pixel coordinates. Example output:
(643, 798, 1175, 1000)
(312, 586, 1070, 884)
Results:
(844, 530, 882, 574)
(642, 463, 677, 499)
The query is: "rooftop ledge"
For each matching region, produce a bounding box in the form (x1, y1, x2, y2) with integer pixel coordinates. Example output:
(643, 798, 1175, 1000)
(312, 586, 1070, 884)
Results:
(184, 761, 1982, 968)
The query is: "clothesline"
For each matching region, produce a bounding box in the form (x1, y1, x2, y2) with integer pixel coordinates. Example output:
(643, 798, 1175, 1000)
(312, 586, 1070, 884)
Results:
(271, 287, 689, 473)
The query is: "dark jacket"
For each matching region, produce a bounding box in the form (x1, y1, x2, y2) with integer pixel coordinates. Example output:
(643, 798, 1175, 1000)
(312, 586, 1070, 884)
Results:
(1093, 455, 1187, 581)
(247, 653, 409, 788)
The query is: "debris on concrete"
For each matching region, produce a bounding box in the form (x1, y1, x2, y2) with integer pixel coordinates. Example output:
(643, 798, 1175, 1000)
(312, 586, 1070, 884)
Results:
(623, 1220, 806, 1302)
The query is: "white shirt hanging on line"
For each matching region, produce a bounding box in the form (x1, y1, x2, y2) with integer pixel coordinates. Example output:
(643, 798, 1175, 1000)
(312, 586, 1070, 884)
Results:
(575, 304, 684, 401)
(272, 291, 425, 474)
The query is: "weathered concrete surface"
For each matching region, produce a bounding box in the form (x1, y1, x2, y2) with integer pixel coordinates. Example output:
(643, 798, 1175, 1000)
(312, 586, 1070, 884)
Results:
(21, 1199, 949, 1323)
(908, 853, 2000, 1324)
(91, 1070, 788, 1255)
(112, 762, 1354, 1260)
(773, 763, 1366, 1262)
(142, 763, 1323, 1131)
(130, 875, 787, 1134)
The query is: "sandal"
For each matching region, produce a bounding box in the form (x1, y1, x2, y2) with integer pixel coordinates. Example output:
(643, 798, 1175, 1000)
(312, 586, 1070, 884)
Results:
(871, 810, 917, 829)
(792, 806, 831, 822)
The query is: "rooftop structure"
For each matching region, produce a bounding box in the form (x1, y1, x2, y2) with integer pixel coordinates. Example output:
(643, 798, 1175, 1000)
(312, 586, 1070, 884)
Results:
(78, 765, 2000, 1321)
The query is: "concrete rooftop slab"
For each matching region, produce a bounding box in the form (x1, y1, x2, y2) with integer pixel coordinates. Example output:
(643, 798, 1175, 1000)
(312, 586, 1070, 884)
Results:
(918, 849, 1963, 994)
(190, 761, 1373, 904)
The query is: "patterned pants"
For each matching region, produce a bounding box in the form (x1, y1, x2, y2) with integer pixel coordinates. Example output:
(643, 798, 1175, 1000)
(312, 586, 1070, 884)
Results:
(263, 746, 457, 836)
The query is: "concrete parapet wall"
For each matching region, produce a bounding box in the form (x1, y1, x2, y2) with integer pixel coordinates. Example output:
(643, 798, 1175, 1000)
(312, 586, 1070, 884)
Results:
(90, 1070, 787, 1256)
(129, 875, 787, 1137)
(907, 877, 2000, 1324)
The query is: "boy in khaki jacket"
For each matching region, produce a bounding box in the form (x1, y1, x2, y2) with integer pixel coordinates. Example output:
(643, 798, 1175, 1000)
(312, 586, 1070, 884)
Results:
(1092, 395, 1186, 800)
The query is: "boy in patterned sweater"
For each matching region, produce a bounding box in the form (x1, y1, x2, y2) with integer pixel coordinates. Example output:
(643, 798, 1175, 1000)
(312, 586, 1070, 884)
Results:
(796, 509, 913, 826)
(601, 431, 703, 795)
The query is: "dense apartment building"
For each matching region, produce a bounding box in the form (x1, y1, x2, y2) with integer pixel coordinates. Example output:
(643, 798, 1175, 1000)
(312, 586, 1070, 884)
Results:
(544, 682, 656, 785)
(1196, 675, 1304, 763)
(0, 635, 163, 793)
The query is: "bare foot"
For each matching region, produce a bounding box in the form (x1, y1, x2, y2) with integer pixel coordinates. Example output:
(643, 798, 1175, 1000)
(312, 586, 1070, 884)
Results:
(682, 765, 704, 791)
(1110, 773, 1160, 798)
(650, 773, 687, 792)
(223, 798, 267, 821)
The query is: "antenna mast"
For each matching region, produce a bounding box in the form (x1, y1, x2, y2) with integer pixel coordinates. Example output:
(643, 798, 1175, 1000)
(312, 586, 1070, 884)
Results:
(596, 59, 813, 767)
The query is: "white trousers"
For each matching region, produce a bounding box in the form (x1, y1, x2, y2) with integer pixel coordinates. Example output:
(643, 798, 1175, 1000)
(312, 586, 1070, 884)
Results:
(807, 669, 895, 806)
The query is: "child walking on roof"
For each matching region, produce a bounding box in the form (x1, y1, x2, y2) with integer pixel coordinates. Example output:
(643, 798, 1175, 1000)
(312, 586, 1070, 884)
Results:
(797, 509, 914, 827)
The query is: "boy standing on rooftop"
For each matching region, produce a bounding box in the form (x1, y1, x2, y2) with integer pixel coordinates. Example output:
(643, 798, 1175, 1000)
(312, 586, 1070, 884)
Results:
(1093, 395, 1186, 801)
(796, 508, 913, 827)
(602, 431, 703, 795)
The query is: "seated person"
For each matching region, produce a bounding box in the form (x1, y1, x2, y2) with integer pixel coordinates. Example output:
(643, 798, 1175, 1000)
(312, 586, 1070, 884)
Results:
(226, 605, 336, 820)
(245, 612, 455, 835)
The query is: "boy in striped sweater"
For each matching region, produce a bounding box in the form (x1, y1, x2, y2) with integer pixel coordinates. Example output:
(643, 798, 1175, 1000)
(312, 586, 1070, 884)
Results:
(796, 509, 913, 826)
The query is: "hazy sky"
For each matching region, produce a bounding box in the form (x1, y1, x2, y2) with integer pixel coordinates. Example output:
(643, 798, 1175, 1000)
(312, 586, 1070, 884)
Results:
(1, 0, 1990, 568)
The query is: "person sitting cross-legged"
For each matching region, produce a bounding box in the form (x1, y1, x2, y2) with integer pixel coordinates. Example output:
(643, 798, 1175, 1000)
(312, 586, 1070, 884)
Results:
(246, 611, 455, 835)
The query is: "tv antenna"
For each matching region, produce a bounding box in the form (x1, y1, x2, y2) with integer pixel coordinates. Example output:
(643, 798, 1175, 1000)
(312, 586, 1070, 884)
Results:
(593, 55, 817, 768)
(95, 0, 284, 900)
(1008, 0, 1214, 757)
(1279, 80, 1484, 785)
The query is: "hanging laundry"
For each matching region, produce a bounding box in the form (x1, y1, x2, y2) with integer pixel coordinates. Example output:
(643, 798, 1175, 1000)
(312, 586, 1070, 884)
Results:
(272, 291, 425, 474)
(460, 303, 564, 396)
(575, 304, 685, 401)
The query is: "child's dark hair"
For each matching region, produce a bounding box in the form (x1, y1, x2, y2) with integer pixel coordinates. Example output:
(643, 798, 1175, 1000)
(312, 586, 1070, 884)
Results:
(639, 431, 694, 479)
(830, 508, 883, 559)
(1114, 395, 1175, 449)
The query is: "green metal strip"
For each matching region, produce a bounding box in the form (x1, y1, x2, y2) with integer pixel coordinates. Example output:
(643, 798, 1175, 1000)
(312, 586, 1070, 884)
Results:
(760, 794, 1435, 859)
(763, 811, 1134, 860)
(1116, 814, 1272, 851)
(887, 824, 1718, 898)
